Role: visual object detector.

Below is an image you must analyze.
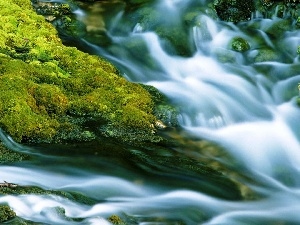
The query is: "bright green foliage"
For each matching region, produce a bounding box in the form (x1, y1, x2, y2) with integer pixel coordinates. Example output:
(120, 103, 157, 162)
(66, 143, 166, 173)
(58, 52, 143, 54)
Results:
(297, 46, 300, 54)
(0, 0, 157, 143)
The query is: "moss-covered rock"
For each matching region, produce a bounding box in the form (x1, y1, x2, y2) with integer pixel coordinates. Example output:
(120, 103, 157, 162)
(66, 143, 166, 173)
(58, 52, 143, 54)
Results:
(141, 84, 179, 128)
(0, 185, 97, 206)
(32, 1, 71, 18)
(214, 0, 254, 22)
(265, 18, 294, 37)
(0, 0, 160, 144)
(231, 37, 250, 52)
(31, 1, 87, 38)
(0, 142, 29, 163)
(108, 215, 126, 225)
(250, 48, 280, 62)
(0, 205, 16, 223)
(256, 0, 300, 19)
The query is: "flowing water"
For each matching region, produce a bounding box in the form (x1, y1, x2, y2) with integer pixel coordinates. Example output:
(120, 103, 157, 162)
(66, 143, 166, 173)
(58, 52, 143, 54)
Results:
(2, 0, 300, 224)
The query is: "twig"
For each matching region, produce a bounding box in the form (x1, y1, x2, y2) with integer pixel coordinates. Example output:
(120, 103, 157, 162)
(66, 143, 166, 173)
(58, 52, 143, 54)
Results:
(0, 181, 18, 188)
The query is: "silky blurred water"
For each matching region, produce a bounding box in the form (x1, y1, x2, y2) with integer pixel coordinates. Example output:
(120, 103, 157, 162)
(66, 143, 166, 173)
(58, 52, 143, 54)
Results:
(2, 0, 300, 224)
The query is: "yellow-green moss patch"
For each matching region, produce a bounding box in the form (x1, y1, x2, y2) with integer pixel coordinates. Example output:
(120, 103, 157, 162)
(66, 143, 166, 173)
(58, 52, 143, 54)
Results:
(0, 0, 159, 143)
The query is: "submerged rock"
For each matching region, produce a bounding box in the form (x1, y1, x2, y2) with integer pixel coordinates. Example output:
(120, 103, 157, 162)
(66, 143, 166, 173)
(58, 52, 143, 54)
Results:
(0, 0, 161, 144)
(249, 48, 280, 62)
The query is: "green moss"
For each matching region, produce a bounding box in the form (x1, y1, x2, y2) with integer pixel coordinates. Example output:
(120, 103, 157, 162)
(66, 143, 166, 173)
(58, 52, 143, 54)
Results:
(30, 83, 69, 115)
(214, 0, 254, 22)
(266, 18, 293, 38)
(0, 0, 159, 144)
(231, 37, 250, 52)
(296, 16, 300, 28)
(252, 48, 280, 62)
(140, 84, 179, 127)
(0, 142, 29, 163)
(0, 205, 16, 223)
(108, 215, 126, 225)
(297, 46, 300, 54)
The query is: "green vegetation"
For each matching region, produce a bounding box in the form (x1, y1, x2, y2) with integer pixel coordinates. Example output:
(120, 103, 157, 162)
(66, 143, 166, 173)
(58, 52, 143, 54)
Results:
(0, 142, 29, 163)
(0, 0, 160, 144)
(252, 48, 279, 62)
(0, 205, 16, 223)
(108, 215, 126, 225)
(257, 0, 300, 19)
(230, 37, 250, 52)
(213, 0, 254, 23)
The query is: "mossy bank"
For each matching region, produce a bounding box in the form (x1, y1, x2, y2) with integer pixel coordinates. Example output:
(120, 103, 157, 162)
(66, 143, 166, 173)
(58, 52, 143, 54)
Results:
(0, 0, 163, 144)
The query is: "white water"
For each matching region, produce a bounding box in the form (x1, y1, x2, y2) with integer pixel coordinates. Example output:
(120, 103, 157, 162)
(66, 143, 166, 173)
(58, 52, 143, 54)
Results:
(2, 0, 300, 224)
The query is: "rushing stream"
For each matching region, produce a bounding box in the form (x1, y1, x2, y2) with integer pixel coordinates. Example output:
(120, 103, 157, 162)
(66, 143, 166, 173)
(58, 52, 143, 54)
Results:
(2, 0, 300, 224)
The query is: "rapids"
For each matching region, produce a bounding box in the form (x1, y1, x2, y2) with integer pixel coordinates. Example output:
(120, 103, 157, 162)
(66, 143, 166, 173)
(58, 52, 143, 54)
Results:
(2, 0, 300, 224)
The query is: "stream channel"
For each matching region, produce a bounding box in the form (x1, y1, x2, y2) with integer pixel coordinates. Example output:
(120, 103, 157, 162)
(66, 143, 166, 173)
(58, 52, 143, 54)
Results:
(2, 0, 300, 224)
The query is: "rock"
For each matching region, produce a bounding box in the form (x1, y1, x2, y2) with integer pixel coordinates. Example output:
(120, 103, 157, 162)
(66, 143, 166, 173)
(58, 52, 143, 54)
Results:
(213, 0, 254, 22)
(108, 215, 126, 225)
(249, 48, 280, 62)
(256, 0, 300, 19)
(0, 205, 16, 223)
(32, 1, 72, 20)
(0, 0, 160, 144)
(231, 37, 251, 52)
(0, 141, 29, 163)
(141, 84, 179, 128)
